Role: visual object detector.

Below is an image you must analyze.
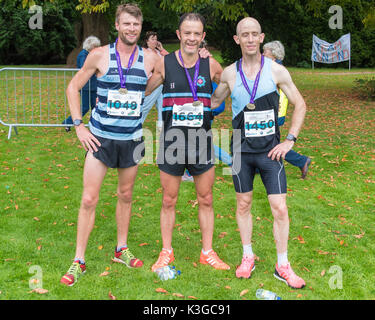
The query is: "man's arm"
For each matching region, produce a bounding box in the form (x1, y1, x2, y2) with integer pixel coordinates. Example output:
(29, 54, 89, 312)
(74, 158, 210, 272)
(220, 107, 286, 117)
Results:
(66, 48, 103, 152)
(211, 66, 232, 110)
(145, 56, 165, 96)
(268, 61, 307, 161)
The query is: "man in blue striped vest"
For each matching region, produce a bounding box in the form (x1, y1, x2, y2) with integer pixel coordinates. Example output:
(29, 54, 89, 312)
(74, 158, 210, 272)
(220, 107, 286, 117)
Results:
(61, 3, 160, 287)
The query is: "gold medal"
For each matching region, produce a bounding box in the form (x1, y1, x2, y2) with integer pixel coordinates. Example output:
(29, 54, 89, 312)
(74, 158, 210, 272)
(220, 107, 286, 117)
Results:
(246, 103, 256, 110)
(193, 100, 201, 107)
(119, 88, 128, 94)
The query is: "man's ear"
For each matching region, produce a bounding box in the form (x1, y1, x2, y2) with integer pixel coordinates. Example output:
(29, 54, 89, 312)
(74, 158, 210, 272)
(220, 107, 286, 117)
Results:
(176, 29, 181, 41)
(233, 35, 240, 45)
(202, 31, 206, 41)
(260, 33, 265, 44)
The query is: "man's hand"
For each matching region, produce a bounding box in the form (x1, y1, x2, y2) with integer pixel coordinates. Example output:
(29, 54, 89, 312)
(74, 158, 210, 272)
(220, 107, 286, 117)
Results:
(268, 139, 294, 161)
(198, 47, 212, 59)
(75, 125, 101, 153)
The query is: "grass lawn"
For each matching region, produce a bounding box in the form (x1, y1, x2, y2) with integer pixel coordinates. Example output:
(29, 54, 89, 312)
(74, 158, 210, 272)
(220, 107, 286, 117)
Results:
(0, 61, 374, 301)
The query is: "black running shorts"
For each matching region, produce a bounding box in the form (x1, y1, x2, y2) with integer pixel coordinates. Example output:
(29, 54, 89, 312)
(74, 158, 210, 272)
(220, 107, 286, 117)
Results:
(91, 134, 145, 169)
(231, 151, 287, 194)
(157, 146, 214, 177)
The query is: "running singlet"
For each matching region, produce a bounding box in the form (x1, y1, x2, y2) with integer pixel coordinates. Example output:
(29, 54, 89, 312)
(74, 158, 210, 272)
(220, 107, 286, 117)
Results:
(231, 56, 280, 153)
(89, 43, 148, 141)
(161, 53, 213, 150)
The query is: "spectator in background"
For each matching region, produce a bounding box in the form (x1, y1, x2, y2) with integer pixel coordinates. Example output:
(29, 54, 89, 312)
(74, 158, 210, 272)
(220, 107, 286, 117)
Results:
(263, 41, 311, 179)
(63, 36, 101, 132)
(142, 31, 169, 128)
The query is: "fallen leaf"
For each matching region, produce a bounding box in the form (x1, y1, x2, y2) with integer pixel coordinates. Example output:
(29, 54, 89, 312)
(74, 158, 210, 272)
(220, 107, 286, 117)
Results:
(219, 232, 227, 239)
(321, 270, 326, 277)
(29, 288, 48, 294)
(225, 286, 231, 290)
(188, 296, 198, 300)
(108, 291, 116, 300)
(172, 293, 184, 298)
(33, 217, 40, 221)
(240, 289, 249, 297)
(100, 271, 110, 277)
(155, 288, 168, 293)
(139, 243, 149, 247)
(98, 245, 103, 250)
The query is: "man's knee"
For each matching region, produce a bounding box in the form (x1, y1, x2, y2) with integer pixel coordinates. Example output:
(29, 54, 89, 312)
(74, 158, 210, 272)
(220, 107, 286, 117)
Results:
(271, 200, 288, 221)
(197, 192, 213, 208)
(162, 193, 178, 210)
(81, 192, 99, 209)
(117, 187, 133, 203)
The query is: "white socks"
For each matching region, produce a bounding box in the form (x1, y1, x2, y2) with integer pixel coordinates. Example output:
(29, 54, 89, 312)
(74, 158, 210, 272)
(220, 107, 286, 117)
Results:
(163, 248, 173, 254)
(202, 249, 213, 255)
(243, 244, 254, 257)
(277, 251, 288, 267)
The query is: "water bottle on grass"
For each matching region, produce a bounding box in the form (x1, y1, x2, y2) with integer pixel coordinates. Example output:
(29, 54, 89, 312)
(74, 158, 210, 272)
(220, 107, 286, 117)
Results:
(155, 266, 181, 281)
(256, 289, 282, 300)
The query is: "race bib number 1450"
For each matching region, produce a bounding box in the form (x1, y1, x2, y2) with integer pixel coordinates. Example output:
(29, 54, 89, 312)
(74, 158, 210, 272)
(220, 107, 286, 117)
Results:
(244, 110, 275, 137)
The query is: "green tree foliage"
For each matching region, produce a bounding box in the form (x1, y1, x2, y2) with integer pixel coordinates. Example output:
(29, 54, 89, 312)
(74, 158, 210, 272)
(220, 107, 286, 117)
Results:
(188, 0, 375, 67)
(0, 0, 77, 64)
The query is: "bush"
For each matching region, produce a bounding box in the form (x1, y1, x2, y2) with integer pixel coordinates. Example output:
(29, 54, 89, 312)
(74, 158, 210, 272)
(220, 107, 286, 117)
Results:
(354, 77, 375, 100)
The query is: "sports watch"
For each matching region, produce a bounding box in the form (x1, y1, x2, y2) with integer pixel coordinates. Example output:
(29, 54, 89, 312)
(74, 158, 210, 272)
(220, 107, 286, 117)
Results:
(286, 133, 297, 142)
(73, 119, 83, 126)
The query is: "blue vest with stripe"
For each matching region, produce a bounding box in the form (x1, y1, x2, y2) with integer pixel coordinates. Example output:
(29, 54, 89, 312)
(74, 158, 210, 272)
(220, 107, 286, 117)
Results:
(89, 43, 148, 140)
(231, 56, 280, 153)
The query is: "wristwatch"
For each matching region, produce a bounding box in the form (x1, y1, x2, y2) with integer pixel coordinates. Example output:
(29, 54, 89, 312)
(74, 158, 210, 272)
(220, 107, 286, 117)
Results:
(286, 133, 297, 142)
(73, 119, 83, 126)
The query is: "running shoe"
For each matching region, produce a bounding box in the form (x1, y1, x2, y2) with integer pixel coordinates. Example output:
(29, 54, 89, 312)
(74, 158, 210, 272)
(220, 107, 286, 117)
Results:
(236, 255, 255, 278)
(151, 249, 175, 272)
(60, 260, 86, 287)
(274, 262, 306, 289)
(182, 171, 194, 182)
(300, 157, 311, 179)
(199, 250, 230, 270)
(113, 247, 143, 268)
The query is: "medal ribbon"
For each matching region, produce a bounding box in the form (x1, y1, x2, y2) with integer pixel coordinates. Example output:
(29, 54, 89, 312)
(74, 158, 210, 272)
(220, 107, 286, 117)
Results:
(115, 38, 137, 89)
(178, 50, 200, 102)
(239, 55, 264, 104)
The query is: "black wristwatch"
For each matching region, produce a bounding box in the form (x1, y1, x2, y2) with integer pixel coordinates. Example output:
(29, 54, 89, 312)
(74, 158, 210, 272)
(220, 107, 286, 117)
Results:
(286, 133, 297, 142)
(73, 119, 83, 126)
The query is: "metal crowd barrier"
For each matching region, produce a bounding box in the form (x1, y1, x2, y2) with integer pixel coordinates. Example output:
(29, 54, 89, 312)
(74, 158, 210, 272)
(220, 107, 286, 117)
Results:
(0, 67, 91, 139)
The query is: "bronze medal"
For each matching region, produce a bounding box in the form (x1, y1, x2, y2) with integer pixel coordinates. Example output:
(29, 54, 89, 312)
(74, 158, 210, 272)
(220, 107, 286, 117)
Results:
(193, 100, 201, 107)
(246, 103, 256, 110)
(119, 88, 128, 95)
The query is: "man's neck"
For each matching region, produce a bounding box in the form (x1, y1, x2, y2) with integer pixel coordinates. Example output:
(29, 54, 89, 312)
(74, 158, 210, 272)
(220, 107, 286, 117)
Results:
(242, 52, 262, 68)
(178, 49, 199, 68)
(116, 37, 137, 55)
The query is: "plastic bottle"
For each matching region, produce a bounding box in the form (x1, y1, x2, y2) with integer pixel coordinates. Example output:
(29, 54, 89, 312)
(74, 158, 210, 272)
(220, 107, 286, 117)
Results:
(256, 289, 282, 300)
(155, 266, 181, 281)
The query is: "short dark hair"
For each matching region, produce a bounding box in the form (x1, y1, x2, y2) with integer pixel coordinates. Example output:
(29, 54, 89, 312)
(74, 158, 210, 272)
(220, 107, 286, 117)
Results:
(178, 13, 205, 30)
(116, 3, 143, 23)
(143, 31, 158, 48)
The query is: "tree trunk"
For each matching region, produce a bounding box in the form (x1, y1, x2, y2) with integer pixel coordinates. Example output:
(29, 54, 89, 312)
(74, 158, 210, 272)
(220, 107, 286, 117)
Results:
(66, 12, 110, 67)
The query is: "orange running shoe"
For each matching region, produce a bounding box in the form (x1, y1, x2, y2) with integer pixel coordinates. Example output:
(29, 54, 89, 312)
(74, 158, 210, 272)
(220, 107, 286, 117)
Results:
(151, 249, 175, 272)
(236, 254, 255, 278)
(199, 250, 230, 270)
